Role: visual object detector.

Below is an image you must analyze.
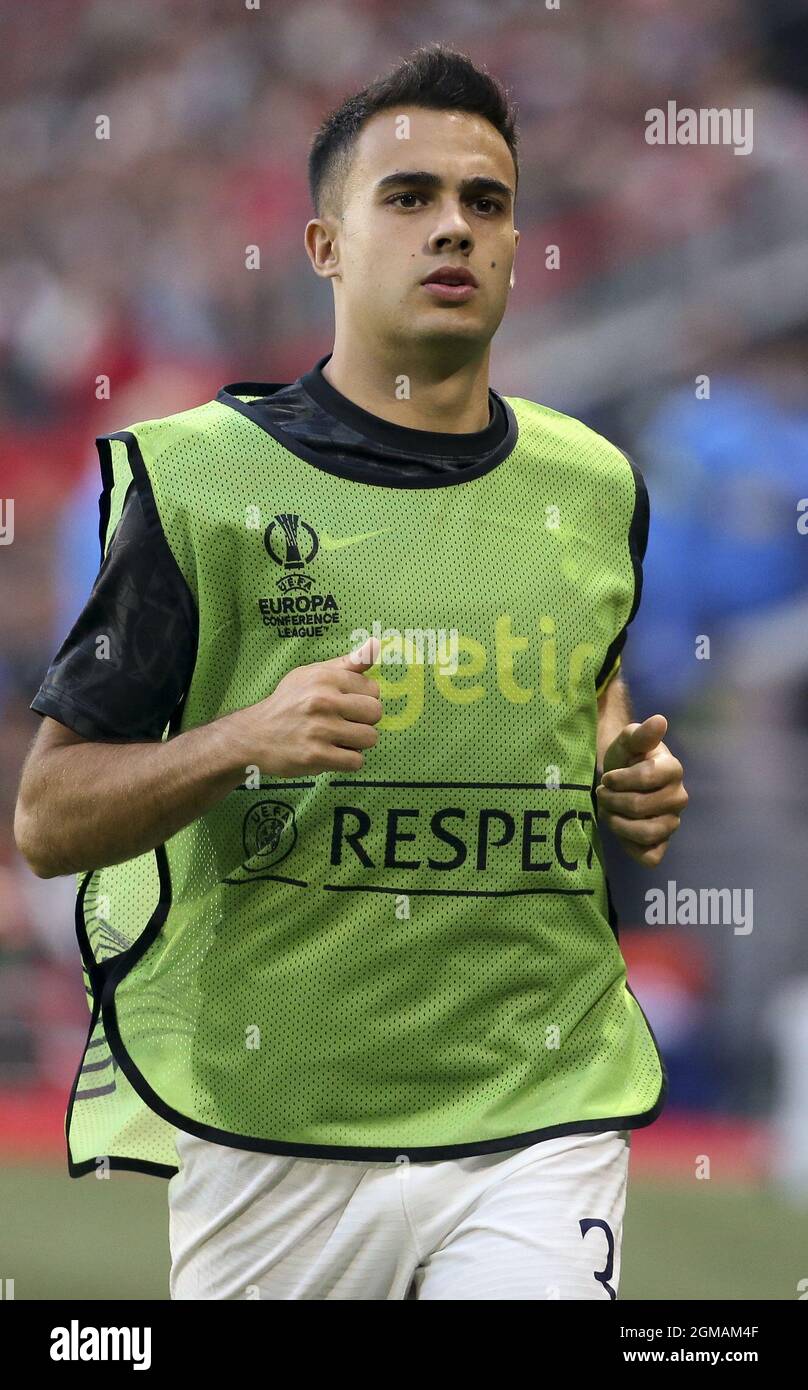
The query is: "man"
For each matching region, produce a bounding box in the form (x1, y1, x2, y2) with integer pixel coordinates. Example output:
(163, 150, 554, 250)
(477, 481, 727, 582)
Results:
(15, 44, 687, 1300)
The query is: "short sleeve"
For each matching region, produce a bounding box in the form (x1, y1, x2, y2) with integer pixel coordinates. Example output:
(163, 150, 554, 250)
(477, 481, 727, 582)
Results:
(30, 478, 198, 741)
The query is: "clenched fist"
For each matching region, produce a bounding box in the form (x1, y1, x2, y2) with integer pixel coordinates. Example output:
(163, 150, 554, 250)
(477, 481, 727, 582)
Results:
(227, 635, 383, 777)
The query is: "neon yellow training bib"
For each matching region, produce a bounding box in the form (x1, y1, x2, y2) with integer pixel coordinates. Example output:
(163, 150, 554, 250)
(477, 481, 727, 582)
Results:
(66, 387, 665, 1178)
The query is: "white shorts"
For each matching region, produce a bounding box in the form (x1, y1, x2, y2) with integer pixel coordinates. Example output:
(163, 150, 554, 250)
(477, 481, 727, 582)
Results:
(167, 1125, 632, 1301)
(167, 1126, 632, 1301)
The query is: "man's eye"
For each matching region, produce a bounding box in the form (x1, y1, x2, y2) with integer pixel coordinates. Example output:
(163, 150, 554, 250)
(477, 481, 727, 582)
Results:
(387, 193, 503, 213)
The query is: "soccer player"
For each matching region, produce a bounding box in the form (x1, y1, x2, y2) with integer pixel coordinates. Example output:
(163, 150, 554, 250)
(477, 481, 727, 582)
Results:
(14, 45, 688, 1300)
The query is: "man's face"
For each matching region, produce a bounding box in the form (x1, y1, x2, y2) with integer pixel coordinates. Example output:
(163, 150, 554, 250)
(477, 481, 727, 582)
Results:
(312, 106, 519, 355)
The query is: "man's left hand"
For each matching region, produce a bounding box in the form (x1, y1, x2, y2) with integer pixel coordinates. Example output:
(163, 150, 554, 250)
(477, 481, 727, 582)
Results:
(596, 714, 688, 866)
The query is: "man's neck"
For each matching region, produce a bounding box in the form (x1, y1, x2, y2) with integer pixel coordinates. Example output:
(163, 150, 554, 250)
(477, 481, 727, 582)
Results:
(321, 341, 492, 433)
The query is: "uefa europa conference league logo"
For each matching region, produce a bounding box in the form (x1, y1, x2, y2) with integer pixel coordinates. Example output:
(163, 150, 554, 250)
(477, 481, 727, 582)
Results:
(260, 512, 342, 637)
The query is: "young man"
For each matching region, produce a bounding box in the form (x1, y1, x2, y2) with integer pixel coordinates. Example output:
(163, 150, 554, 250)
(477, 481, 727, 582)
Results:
(15, 45, 687, 1300)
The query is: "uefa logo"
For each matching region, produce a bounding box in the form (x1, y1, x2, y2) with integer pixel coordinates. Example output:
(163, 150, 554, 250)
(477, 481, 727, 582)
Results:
(242, 800, 297, 868)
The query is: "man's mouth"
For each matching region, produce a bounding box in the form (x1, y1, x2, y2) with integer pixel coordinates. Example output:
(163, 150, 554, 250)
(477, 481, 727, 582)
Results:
(420, 266, 479, 303)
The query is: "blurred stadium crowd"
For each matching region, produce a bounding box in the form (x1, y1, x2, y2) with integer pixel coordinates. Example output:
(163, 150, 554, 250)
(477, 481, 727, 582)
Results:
(1, 0, 808, 1180)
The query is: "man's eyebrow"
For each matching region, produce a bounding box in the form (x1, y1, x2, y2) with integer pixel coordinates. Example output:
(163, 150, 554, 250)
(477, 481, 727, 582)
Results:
(374, 171, 514, 200)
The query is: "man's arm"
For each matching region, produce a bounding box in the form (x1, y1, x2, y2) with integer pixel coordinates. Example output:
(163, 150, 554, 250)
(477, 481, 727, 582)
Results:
(14, 637, 383, 880)
(13, 714, 251, 879)
(593, 454, 687, 864)
(596, 671, 632, 773)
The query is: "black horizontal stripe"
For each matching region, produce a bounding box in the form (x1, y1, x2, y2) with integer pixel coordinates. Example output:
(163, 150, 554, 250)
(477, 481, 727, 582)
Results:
(323, 884, 594, 897)
(80, 1055, 114, 1074)
(328, 779, 592, 791)
(74, 1081, 117, 1101)
(223, 872, 309, 887)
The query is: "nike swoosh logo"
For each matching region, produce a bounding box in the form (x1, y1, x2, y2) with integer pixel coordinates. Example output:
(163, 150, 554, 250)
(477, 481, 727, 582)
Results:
(318, 528, 394, 551)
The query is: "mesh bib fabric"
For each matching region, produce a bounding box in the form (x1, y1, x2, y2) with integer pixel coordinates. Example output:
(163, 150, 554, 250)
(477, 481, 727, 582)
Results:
(66, 390, 666, 1177)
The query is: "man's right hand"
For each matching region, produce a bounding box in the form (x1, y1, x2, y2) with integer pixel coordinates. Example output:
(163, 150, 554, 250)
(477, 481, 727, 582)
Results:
(227, 635, 383, 777)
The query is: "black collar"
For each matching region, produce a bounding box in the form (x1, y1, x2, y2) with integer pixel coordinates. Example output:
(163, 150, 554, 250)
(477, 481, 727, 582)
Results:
(217, 352, 519, 488)
(298, 353, 505, 459)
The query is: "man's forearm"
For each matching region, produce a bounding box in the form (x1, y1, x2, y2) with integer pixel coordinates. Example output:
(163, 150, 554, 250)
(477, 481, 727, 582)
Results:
(596, 673, 633, 771)
(15, 712, 251, 879)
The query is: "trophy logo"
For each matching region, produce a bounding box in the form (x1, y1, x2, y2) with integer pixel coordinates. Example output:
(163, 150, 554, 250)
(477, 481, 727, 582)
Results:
(264, 514, 319, 593)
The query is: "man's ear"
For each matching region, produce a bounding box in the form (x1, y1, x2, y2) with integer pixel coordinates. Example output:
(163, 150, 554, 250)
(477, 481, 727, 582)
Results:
(304, 217, 341, 281)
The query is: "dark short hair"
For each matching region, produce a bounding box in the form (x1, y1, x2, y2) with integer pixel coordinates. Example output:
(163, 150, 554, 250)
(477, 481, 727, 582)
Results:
(308, 43, 519, 218)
